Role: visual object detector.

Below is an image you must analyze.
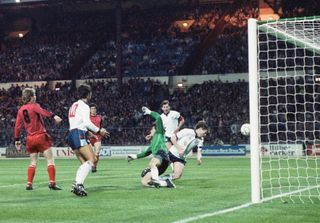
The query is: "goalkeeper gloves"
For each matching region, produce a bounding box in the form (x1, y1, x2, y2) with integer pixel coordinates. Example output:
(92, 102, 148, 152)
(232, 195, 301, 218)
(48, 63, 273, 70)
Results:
(127, 154, 137, 162)
(142, 106, 151, 115)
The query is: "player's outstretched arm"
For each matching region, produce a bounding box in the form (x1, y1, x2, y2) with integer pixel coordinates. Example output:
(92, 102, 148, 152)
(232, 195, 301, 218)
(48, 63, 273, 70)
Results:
(142, 106, 151, 115)
(197, 139, 204, 165)
(174, 115, 185, 134)
(127, 154, 137, 162)
(142, 106, 162, 120)
(34, 103, 55, 118)
(127, 146, 152, 162)
(197, 147, 202, 165)
(141, 106, 165, 133)
(98, 128, 110, 138)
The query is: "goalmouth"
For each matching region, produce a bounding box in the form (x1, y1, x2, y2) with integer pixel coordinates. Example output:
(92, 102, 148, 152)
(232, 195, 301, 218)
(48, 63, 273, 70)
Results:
(248, 16, 320, 204)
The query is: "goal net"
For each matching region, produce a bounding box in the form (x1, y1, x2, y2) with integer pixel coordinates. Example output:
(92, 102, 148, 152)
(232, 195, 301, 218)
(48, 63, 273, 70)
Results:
(248, 16, 320, 203)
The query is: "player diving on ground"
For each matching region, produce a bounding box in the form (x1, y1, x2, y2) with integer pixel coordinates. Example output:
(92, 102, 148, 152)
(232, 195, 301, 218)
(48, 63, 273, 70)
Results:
(127, 106, 175, 188)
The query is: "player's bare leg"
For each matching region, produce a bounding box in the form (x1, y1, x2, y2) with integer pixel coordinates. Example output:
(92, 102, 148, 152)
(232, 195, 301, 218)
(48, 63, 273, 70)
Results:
(172, 162, 185, 180)
(26, 153, 38, 190)
(149, 157, 161, 181)
(166, 141, 174, 171)
(92, 141, 101, 173)
(72, 145, 95, 196)
(140, 169, 175, 188)
(141, 171, 152, 187)
(146, 158, 175, 188)
(43, 148, 61, 190)
(74, 150, 86, 164)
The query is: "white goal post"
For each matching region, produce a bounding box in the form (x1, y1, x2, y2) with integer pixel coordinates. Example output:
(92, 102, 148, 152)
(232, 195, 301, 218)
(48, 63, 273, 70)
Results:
(248, 16, 320, 204)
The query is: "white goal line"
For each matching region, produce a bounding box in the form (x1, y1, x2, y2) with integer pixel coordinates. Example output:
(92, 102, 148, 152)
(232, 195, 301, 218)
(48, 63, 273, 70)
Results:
(172, 185, 320, 223)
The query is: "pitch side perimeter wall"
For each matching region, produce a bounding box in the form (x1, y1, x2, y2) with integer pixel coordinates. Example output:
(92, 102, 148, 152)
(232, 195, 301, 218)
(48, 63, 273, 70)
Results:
(1, 146, 148, 158)
(0, 143, 308, 158)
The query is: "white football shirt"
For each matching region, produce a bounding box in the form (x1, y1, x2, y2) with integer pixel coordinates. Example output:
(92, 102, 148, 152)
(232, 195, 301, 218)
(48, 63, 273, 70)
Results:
(68, 99, 99, 132)
(161, 110, 181, 138)
(169, 128, 203, 159)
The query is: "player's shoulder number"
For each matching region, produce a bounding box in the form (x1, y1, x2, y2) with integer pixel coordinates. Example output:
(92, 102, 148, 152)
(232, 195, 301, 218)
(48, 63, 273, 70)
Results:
(69, 103, 79, 118)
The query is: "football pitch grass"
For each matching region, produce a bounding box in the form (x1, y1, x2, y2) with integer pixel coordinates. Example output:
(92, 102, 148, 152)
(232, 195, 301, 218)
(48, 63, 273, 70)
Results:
(0, 157, 319, 223)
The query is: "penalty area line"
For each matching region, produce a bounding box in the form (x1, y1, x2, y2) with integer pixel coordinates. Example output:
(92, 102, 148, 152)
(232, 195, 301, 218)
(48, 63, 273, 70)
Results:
(171, 202, 254, 223)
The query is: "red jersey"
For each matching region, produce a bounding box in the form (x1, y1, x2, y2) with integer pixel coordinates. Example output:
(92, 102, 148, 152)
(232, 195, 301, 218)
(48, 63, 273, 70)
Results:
(14, 102, 54, 140)
(90, 114, 102, 130)
(89, 114, 102, 143)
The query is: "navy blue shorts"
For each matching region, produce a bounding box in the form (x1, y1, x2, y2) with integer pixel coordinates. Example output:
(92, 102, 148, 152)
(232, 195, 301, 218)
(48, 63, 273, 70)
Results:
(155, 150, 170, 175)
(168, 152, 186, 165)
(67, 129, 89, 150)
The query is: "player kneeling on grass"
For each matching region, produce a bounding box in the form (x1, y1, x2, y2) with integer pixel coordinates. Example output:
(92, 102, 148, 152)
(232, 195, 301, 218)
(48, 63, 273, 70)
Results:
(166, 121, 208, 181)
(127, 106, 175, 188)
(14, 88, 63, 191)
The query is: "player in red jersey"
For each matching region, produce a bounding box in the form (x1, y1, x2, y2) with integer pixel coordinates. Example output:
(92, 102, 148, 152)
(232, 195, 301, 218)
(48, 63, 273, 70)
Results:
(89, 104, 104, 172)
(14, 88, 63, 191)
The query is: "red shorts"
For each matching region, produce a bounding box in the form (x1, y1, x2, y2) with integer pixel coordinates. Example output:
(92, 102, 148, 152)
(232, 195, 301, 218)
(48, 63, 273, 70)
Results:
(26, 133, 52, 153)
(89, 137, 102, 146)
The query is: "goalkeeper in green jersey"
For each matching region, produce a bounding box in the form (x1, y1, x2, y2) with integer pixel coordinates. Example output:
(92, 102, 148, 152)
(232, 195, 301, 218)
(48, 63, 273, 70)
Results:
(127, 106, 175, 188)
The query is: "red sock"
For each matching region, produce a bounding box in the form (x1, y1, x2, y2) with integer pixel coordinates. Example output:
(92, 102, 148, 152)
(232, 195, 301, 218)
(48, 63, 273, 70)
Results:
(47, 164, 56, 184)
(27, 165, 36, 185)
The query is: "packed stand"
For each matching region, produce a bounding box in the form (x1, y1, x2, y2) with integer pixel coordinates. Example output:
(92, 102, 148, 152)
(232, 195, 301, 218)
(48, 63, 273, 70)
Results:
(0, 9, 113, 82)
(0, 32, 93, 82)
(197, 5, 258, 75)
(2, 2, 318, 83)
(197, 1, 320, 76)
(79, 4, 225, 78)
(0, 79, 249, 147)
(281, 0, 320, 18)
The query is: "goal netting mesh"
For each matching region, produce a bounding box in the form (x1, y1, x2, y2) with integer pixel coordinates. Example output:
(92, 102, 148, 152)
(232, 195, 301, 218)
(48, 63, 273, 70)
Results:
(257, 16, 320, 203)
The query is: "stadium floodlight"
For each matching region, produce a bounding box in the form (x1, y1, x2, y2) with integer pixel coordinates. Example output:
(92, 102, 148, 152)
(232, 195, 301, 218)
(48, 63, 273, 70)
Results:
(0, 0, 48, 4)
(248, 17, 320, 204)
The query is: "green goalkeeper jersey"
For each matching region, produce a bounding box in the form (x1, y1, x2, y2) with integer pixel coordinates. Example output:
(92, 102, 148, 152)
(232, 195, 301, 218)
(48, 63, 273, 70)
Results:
(137, 111, 167, 158)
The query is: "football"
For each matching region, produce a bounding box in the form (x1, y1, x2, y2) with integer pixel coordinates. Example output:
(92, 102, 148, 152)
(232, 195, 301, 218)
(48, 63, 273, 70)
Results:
(240, 123, 250, 136)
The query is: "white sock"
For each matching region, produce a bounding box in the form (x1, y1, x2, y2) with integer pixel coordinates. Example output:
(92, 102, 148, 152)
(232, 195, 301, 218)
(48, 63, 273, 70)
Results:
(159, 174, 172, 180)
(75, 161, 93, 185)
(158, 179, 168, 187)
(150, 166, 159, 181)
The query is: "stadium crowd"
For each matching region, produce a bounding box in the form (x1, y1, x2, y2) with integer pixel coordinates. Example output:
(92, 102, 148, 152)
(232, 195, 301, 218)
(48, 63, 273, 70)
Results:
(0, 32, 92, 82)
(1, 1, 316, 82)
(0, 79, 249, 147)
(0, 1, 319, 147)
(79, 4, 225, 78)
(0, 3, 250, 82)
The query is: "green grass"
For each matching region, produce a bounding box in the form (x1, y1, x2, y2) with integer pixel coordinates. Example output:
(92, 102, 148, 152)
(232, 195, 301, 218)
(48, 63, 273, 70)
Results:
(0, 157, 319, 223)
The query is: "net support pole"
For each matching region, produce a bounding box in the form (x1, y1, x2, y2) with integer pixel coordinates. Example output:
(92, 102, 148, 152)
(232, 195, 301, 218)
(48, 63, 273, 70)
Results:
(248, 18, 261, 203)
